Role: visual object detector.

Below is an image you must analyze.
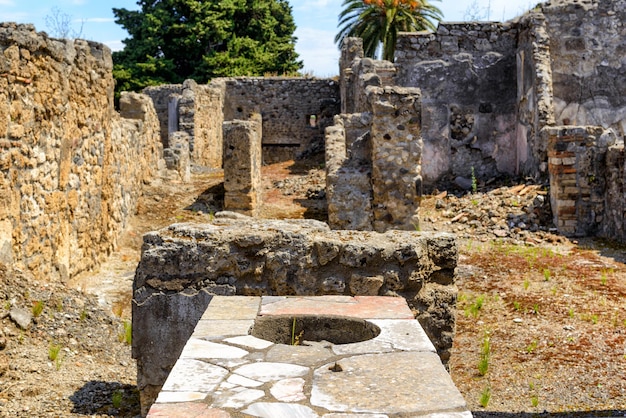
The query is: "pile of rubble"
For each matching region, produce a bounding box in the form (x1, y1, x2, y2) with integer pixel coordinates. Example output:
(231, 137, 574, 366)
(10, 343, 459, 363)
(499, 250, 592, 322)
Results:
(420, 182, 566, 246)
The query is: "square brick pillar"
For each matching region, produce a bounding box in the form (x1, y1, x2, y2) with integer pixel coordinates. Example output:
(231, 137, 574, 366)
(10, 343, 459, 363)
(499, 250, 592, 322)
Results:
(544, 126, 615, 236)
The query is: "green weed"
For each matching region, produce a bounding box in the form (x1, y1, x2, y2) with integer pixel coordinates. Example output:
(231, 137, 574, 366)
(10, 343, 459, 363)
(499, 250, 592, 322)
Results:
(48, 342, 64, 370)
(112, 390, 123, 408)
(543, 269, 551, 281)
(526, 340, 538, 354)
(118, 321, 132, 345)
(32, 300, 44, 317)
(568, 307, 575, 319)
(479, 386, 491, 407)
(523, 278, 530, 291)
(466, 295, 485, 318)
(471, 167, 477, 194)
(531, 394, 539, 407)
(478, 332, 491, 376)
(513, 301, 521, 311)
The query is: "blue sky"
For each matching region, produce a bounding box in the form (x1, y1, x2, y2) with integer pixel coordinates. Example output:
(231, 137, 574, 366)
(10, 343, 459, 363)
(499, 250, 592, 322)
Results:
(2, 0, 535, 77)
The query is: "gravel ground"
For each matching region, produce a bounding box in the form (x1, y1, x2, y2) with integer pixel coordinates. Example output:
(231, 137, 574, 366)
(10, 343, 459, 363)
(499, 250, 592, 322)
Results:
(0, 159, 625, 417)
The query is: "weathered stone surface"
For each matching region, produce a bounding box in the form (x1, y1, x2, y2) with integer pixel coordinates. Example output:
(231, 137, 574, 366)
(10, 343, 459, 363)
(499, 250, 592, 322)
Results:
(223, 118, 262, 216)
(395, 22, 519, 186)
(310, 352, 467, 414)
(9, 307, 32, 330)
(132, 219, 458, 411)
(0, 24, 163, 283)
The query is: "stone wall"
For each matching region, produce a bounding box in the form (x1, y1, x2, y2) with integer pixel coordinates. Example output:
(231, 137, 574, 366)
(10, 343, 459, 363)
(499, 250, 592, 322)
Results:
(221, 77, 340, 163)
(395, 23, 519, 187)
(178, 79, 224, 168)
(0, 23, 163, 280)
(369, 86, 423, 231)
(515, 12, 556, 179)
(603, 143, 626, 242)
(142, 84, 182, 149)
(543, 0, 626, 137)
(132, 218, 458, 411)
(338, 38, 397, 116)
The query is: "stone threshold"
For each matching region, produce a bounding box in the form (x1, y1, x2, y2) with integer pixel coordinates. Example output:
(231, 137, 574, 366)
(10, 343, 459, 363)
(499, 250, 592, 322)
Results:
(146, 295, 471, 417)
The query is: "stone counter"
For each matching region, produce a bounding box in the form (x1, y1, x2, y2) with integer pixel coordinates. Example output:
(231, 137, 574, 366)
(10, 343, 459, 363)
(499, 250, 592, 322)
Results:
(132, 216, 458, 413)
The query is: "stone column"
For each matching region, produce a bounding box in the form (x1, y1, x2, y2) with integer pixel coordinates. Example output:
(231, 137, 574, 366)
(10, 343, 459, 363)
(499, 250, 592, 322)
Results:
(223, 115, 262, 216)
(369, 86, 423, 232)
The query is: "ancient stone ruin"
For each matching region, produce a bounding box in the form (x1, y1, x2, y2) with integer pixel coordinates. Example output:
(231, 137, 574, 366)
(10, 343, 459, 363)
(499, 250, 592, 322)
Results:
(1, 0, 625, 415)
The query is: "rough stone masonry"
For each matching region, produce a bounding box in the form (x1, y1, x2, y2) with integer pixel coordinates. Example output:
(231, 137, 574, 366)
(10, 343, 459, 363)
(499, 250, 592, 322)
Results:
(132, 216, 458, 411)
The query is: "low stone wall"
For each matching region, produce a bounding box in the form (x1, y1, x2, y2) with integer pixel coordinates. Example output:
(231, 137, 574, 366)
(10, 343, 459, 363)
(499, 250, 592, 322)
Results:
(0, 23, 163, 281)
(132, 217, 458, 412)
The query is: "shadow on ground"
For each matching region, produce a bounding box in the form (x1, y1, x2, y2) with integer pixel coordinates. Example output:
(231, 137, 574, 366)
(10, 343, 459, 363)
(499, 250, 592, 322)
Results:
(70, 380, 140, 417)
(185, 183, 225, 214)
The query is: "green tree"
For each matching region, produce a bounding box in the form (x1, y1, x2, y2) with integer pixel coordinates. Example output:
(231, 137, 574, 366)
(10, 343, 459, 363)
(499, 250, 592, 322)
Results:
(112, 0, 302, 96)
(335, 0, 442, 62)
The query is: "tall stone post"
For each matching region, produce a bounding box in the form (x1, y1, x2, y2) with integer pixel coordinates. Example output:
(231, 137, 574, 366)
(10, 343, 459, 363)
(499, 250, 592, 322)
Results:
(369, 86, 423, 232)
(223, 115, 262, 216)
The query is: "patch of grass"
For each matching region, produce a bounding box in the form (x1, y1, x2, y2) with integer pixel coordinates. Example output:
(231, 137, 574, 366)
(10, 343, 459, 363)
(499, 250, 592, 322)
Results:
(479, 385, 491, 407)
(118, 321, 132, 345)
(48, 342, 61, 361)
(112, 390, 123, 408)
(526, 339, 538, 354)
(543, 269, 551, 281)
(465, 295, 486, 318)
(471, 166, 477, 194)
(32, 300, 44, 317)
(523, 277, 530, 291)
(478, 332, 491, 376)
(531, 394, 539, 407)
(568, 307, 575, 319)
(79, 309, 88, 321)
(532, 303, 540, 315)
(48, 342, 64, 370)
(513, 301, 521, 311)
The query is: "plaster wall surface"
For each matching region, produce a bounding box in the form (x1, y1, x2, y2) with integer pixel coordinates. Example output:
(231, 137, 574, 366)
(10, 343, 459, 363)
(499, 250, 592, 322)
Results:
(544, 0, 626, 137)
(395, 23, 519, 186)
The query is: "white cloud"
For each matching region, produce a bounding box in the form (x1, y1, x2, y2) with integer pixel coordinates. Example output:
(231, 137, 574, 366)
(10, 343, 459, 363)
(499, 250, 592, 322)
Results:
(80, 17, 115, 23)
(295, 27, 339, 77)
(293, 0, 332, 11)
(104, 40, 124, 52)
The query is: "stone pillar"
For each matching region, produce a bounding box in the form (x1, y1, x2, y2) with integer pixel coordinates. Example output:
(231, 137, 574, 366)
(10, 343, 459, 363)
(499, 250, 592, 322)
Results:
(339, 37, 364, 114)
(164, 131, 191, 183)
(369, 86, 423, 232)
(325, 114, 374, 230)
(545, 126, 616, 236)
(223, 116, 262, 216)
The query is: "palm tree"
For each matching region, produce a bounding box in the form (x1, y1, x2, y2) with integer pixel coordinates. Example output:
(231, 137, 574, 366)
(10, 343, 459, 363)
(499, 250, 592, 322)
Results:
(335, 0, 443, 62)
